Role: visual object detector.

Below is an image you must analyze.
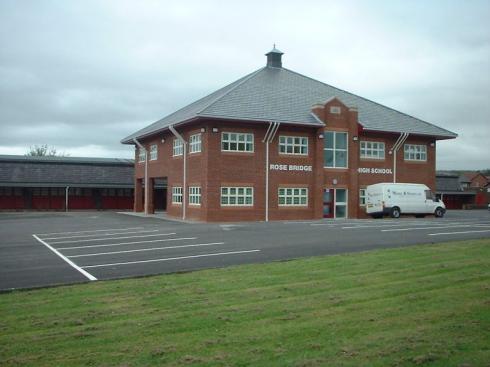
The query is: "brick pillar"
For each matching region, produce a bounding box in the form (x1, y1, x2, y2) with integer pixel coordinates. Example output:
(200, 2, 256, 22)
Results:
(348, 107, 360, 218)
(147, 178, 155, 214)
(134, 179, 143, 212)
(314, 127, 325, 219)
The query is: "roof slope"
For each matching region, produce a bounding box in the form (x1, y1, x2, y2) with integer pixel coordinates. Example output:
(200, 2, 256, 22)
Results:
(122, 66, 457, 143)
(0, 155, 134, 187)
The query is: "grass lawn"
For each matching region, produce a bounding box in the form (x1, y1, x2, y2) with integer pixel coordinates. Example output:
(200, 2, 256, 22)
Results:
(1, 239, 489, 366)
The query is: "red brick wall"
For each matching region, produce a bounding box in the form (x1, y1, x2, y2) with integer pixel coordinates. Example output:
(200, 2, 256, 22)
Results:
(133, 108, 438, 221)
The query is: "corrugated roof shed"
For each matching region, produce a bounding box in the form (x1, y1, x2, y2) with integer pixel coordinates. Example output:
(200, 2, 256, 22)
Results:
(0, 155, 134, 188)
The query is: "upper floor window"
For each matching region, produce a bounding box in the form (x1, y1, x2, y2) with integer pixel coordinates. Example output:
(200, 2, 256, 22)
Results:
(138, 148, 146, 163)
(279, 136, 308, 155)
(189, 134, 202, 153)
(324, 131, 348, 168)
(150, 144, 158, 160)
(173, 139, 183, 156)
(360, 141, 385, 160)
(222, 132, 254, 152)
(404, 144, 427, 161)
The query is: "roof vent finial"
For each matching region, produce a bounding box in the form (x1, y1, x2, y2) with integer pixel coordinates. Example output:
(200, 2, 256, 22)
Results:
(265, 45, 284, 68)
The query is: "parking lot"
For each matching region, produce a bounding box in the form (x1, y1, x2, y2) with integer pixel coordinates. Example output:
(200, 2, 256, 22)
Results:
(1, 210, 489, 290)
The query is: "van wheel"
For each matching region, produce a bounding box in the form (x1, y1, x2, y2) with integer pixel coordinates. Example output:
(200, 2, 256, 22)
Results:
(390, 207, 401, 218)
(435, 207, 445, 218)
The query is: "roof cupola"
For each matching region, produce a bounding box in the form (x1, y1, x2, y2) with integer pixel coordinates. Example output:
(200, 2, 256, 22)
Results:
(265, 45, 283, 68)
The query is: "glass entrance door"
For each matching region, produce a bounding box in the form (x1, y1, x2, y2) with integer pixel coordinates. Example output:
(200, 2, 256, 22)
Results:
(323, 189, 334, 218)
(323, 188, 348, 219)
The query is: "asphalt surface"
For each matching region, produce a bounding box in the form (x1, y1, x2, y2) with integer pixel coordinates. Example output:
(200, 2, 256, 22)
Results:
(1, 210, 489, 291)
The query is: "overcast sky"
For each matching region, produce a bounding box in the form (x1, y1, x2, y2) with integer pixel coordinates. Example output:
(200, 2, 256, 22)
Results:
(0, 0, 489, 169)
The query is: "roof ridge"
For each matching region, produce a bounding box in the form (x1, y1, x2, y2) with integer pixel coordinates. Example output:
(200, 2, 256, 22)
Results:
(197, 67, 266, 115)
(282, 67, 457, 137)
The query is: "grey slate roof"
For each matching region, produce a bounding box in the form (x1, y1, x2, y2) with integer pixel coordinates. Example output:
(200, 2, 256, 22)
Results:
(0, 155, 134, 187)
(122, 65, 457, 144)
(436, 174, 463, 192)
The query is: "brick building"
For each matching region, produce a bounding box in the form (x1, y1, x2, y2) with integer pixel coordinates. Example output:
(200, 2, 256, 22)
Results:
(122, 48, 457, 221)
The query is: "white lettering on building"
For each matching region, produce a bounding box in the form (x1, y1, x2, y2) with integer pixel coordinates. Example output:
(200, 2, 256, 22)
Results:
(357, 167, 393, 174)
(270, 164, 313, 172)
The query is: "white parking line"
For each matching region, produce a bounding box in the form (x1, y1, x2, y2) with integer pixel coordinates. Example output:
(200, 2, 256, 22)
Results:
(49, 233, 177, 244)
(36, 227, 145, 236)
(428, 229, 490, 236)
(67, 242, 226, 258)
(342, 221, 481, 230)
(40, 229, 159, 240)
(382, 224, 490, 232)
(32, 234, 97, 281)
(81, 249, 261, 269)
(57, 237, 195, 250)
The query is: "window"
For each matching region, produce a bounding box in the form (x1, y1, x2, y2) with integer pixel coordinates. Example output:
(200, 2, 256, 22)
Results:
(221, 132, 254, 152)
(359, 188, 366, 206)
(221, 187, 253, 206)
(404, 144, 427, 161)
(150, 144, 158, 160)
(324, 131, 348, 168)
(278, 188, 308, 206)
(360, 141, 385, 159)
(189, 186, 201, 205)
(172, 187, 183, 204)
(138, 148, 146, 162)
(173, 139, 183, 156)
(330, 106, 341, 114)
(189, 134, 202, 153)
(279, 136, 308, 155)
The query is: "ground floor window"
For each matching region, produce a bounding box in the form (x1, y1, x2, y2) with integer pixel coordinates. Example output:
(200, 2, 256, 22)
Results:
(189, 186, 201, 205)
(359, 188, 366, 206)
(278, 188, 308, 206)
(323, 188, 348, 218)
(172, 186, 183, 204)
(221, 187, 253, 206)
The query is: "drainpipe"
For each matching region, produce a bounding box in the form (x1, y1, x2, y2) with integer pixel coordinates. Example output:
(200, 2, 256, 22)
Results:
(262, 121, 280, 222)
(65, 186, 70, 212)
(169, 125, 187, 220)
(391, 132, 409, 183)
(133, 138, 149, 214)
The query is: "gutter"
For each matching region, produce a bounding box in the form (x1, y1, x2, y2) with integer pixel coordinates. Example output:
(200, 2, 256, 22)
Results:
(262, 121, 280, 222)
(133, 138, 149, 215)
(390, 132, 409, 183)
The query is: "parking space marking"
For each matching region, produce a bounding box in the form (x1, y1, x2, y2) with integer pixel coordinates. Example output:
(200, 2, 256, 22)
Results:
(36, 227, 145, 236)
(81, 249, 261, 269)
(381, 223, 490, 232)
(67, 242, 226, 258)
(32, 234, 97, 281)
(49, 233, 177, 245)
(40, 229, 160, 241)
(428, 229, 490, 236)
(56, 237, 195, 250)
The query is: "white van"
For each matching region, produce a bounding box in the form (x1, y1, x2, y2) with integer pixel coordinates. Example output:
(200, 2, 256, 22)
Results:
(365, 183, 446, 218)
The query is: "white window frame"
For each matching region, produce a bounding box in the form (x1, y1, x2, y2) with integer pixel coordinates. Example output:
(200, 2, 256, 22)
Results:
(173, 139, 183, 156)
(189, 134, 202, 154)
(221, 132, 254, 152)
(278, 188, 308, 206)
(138, 148, 146, 163)
(360, 141, 385, 160)
(359, 188, 366, 206)
(220, 187, 253, 206)
(188, 186, 201, 206)
(171, 186, 183, 204)
(404, 144, 427, 161)
(324, 131, 348, 168)
(150, 144, 158, 161)
(279, 136, 308, 155)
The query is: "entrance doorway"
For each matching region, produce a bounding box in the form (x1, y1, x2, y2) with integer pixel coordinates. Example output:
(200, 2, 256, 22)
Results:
(323, 188, 348, 218)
